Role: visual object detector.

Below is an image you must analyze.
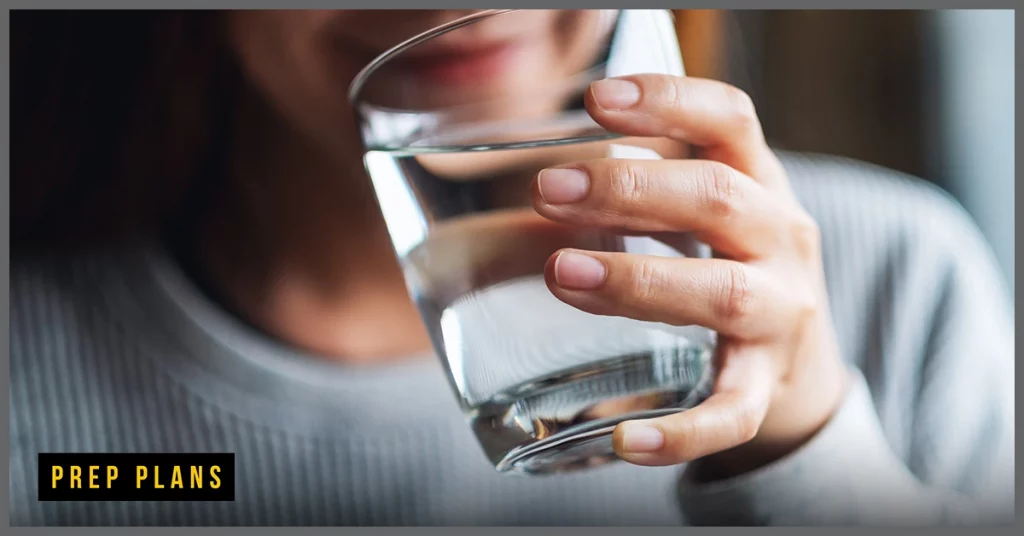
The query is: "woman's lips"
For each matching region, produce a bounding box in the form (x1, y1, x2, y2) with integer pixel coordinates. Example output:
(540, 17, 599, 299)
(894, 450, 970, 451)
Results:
(394, 41, 524, 86)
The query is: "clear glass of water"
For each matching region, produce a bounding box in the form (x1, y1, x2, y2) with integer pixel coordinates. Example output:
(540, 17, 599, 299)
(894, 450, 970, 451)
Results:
(349, 9, 717, 475)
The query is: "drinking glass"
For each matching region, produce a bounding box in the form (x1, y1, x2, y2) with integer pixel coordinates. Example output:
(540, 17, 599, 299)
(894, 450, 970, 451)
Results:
(349, 9, 717, 475)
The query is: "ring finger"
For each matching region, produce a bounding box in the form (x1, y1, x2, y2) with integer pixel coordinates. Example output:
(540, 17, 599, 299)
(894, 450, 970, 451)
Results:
(545, 250, 794, 340)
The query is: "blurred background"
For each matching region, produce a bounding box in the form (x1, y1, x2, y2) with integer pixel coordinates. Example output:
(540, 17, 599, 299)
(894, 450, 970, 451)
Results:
(676, 9, 1014, 291)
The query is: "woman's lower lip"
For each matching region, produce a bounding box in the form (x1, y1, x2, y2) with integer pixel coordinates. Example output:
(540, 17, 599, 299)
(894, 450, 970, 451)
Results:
(400, 42, 523, 85)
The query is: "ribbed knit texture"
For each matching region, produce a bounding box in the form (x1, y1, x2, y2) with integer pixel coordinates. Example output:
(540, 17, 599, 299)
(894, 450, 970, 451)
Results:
(9, 152, 1015, 526)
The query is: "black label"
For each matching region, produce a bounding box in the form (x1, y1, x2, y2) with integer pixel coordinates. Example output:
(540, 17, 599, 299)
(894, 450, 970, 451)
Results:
(38, 453, 235, 502)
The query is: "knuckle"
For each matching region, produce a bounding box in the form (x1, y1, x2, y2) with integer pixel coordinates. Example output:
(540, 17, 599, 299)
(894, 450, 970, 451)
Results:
(791, 287, 819, 325)
(781, 265, 820, 325)
(717, 263, 754, 324)
(725, 85, 759, 129)
(626, 258, 662, 307)
(663, 417, 703, 461)
(649, 74, 685, 110)
(663, 76, 686, 109)
(609, 160, 649, 208)
(734, 401, 763, 443)
(789, 211, 822, 261)
(695, 162, 742, 221)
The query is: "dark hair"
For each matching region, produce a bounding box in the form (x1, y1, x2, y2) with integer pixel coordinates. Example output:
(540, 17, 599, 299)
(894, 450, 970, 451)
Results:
(11, 10, 239, 253)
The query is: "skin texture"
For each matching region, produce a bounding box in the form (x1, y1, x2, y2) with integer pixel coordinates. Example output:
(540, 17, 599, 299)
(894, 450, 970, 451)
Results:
(535, 75, 848, 474)
(208, 10, 848, 476)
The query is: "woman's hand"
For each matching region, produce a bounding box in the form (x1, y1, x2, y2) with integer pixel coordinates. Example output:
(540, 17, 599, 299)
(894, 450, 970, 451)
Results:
(530, 74, 850, 479)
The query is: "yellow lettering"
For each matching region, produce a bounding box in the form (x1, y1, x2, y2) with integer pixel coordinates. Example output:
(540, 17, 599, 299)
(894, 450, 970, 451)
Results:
(190, 466, 203, 489)
(89, 466, 100, 489)
(171, 466, 183, 489)
(51, 466, 63, 489)
(136, 466, 147, 488)
(153, 466, 163, 489)
(107, 466, 118, 488)
(210, 466, 221, 489)
(70, 466, 82, 489)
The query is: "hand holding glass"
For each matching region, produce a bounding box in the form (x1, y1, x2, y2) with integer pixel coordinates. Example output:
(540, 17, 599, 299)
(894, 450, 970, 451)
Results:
(349, 10, 717, 474)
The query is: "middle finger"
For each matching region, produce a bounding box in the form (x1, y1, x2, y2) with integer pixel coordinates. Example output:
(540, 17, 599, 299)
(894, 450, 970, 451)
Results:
(531, 158, 785, 260)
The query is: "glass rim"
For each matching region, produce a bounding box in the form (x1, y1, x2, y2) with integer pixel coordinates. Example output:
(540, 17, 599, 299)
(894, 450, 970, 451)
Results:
(348, 9, 680, 152)
(346, 9, 516, 107)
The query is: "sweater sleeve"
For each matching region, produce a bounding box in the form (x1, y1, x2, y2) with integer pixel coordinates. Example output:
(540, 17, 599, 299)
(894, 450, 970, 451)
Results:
(677, 187, 1015, 526)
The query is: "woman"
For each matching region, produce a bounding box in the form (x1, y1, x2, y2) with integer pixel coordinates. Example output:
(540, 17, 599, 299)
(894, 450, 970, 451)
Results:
(10, 10, 1013, 526)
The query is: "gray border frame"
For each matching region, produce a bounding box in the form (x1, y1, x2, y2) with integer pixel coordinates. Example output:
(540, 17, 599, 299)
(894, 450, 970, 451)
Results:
(0, 2, 1018, 533)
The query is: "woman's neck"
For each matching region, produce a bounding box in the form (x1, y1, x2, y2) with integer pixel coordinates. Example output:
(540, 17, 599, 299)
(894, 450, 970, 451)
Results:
(186, 88, 433, 364)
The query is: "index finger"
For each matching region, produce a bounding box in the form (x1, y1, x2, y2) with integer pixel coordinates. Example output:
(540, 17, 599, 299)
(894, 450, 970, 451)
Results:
(585, 74, 779, 184)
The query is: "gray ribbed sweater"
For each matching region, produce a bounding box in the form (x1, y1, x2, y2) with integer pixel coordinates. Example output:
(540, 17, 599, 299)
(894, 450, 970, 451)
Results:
(9, 152, 1015, 526)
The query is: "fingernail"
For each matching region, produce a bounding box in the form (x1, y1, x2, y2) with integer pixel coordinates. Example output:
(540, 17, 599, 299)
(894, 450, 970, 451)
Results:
(620, 423, 665, 453)
(591, 79, 641, 111)
(554, 251, 607, 290)
(538, 168, 590, 205)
